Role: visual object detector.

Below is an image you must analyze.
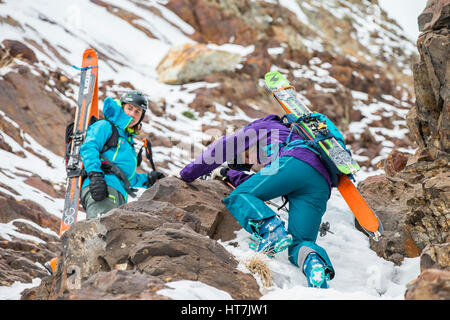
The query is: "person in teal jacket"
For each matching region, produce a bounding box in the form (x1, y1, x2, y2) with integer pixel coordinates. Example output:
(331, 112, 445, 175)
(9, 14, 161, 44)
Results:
(80, 90, 164, 218)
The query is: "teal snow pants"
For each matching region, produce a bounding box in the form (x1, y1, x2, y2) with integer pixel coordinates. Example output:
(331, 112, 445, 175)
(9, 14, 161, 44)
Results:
(223, 156, 335, 279)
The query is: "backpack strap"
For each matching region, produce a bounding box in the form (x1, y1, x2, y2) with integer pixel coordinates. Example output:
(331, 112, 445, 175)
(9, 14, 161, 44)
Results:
(100, 119, 119, 154)
(100, 156, 137, 197)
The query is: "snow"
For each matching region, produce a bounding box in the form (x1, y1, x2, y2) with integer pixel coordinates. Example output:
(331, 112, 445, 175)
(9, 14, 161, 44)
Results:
(279, 0, 309, 24)
(0, 278, 41, 300)
(207, 43, 255, 56)
(0, 0, 421, 300)
(157, 280, 233, 300)
(152, 167, 421, 301)
(214, 187, 420, 301)
(267, 47, 285, 55)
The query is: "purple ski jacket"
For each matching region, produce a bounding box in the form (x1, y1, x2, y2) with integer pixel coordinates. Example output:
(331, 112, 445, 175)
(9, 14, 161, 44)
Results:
(179, 114, 332, 189)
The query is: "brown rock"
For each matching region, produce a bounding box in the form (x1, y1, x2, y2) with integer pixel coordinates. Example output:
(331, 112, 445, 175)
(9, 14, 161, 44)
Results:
(2, 40, 38, 63)
(166, 0, 257, 45)
(156, 43, 241, 84)
(42, 204, 259, 300)
(0, 66, 72, 156)
(382, 150, 409, 177)
(405, 268, 450, 299)
(420, 243, 450, 271)
(64, 270, 169, 300)
(409, 27, 450, 157)
(140, 176, 241, 241)
(0, 192, 60, 232)
(24, 175, 64, 198)
(358, 175, 420, 264)
(0, 218, 60, 286)
(418, 0, 450, 32)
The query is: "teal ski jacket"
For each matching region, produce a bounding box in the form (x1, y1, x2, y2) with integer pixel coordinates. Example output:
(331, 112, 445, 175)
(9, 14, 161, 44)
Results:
(80, 97, 149, 201)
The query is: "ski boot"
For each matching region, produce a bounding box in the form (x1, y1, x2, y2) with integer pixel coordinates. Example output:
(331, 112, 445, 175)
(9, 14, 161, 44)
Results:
(303, 252, 330, 288)
(248, 216, 292, 258)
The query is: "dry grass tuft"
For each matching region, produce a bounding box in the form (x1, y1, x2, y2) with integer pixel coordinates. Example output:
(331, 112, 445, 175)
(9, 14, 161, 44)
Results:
(0, 48, 15, 69)
(242, 252, 272, 287)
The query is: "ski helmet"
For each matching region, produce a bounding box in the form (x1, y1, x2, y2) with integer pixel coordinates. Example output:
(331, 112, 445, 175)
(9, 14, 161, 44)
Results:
(120, 90, 148, 111)
(120, 90, 148, 125)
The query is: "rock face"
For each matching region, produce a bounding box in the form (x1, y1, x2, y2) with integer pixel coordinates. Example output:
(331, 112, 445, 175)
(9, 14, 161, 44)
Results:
(408, 30, 449, 158)
(0, 59, 74, 156)
(418, 0, 450, 32)
(21, 178, 261, 300)
(139, 176, 241, 241)
(159, 0, 417, 170)
(405, 243, 450, 300)
(0, 0, 435, 300)
(2, 40, 38, 64)
(357, 0, 449, 299)
(0, 191, 61, 286)
(156, 43, 242, 84)
(405, 268, 450, 300)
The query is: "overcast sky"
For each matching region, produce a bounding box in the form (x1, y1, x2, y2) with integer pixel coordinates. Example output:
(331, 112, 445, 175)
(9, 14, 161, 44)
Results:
(378, 0, 428, 41)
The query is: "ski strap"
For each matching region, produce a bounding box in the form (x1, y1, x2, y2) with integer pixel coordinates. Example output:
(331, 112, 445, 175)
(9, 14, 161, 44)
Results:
(271, 85, 294, 96)
(72, 65, 99, 71)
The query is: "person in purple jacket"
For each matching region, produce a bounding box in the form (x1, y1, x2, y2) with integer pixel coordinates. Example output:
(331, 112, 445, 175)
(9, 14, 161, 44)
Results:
(180, 113, 350, 288)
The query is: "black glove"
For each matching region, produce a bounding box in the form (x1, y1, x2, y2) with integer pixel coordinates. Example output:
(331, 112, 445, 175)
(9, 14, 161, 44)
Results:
(145, 170, 165, 187)
(89, 172, 108, 201)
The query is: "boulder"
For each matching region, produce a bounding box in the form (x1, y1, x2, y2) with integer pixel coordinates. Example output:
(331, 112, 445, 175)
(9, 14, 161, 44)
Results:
(359, 150, 449, 264)
(418, 0, 450, 32)
(22, 178, 260, 300)
(1, 40, 38, 63)
(0, 192, 60, 232)
(358, 2, 450, 301)
(0, 219, 60, 286)
(405, 268, 450, 299)
(420, 243, 450, 271)
(358, 174, 419, 265)
(156, 43, 241, 84)
(140, 176, 241, 241)
(60, 270, 169, 300)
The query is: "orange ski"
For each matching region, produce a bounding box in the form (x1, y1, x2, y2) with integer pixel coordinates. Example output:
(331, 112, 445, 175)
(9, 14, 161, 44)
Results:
(60, 49, 99, 236)
(337, 175, 381, 235)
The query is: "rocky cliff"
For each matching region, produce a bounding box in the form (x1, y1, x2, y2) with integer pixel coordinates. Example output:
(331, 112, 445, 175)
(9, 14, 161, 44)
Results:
(21, 177, 262, 300)
(1, 0, 447, 300)
(359, 0, 449, 300)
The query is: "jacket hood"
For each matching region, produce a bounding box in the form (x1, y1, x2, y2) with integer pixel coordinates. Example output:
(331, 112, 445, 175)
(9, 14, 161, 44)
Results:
(102, 97, 133, 131)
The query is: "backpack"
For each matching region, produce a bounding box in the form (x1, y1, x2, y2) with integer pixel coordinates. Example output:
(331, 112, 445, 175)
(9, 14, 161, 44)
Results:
(279, 113, 352, 188)
(64, 116, 119, 168)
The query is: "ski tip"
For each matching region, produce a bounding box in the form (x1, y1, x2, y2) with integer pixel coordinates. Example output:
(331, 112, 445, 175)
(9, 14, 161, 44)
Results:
(44, 257, 59, 275)
(368, 229, 383, 242)
(83, 48, 98, 62)
(84, 48, 97, 55)
(59, 223, 71, 237)
(264, 70, 280, 79)
(264, 71, 290, 91)
(361, 215, 384, 241)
